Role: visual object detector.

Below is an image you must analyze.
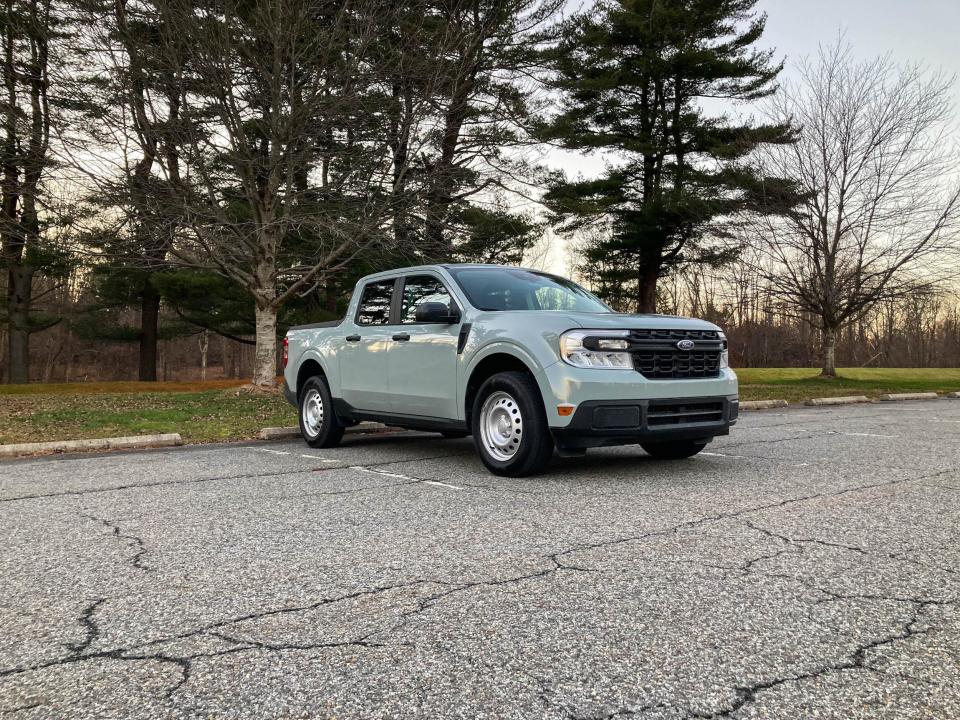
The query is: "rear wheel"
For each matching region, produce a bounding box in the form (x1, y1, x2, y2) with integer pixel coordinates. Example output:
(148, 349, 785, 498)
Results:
(298, 376, 345, 448)
(641, 439, 708, 460)
(471, 371, 553, 477)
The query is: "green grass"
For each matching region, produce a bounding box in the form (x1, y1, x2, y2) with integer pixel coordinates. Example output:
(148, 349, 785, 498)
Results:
(2, 369, 959, 446)
(737, 367, 960, 404)
(1, 385, 295, 445)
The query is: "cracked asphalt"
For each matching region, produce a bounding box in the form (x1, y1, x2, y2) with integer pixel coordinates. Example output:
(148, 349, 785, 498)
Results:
(1, 399, 959, 719)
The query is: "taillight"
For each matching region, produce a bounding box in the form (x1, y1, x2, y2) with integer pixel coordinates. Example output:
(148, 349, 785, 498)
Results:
(282, 336, 289, 368)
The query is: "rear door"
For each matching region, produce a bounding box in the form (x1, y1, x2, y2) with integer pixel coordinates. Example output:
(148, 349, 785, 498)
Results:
(387, 273, 460, 418)
(338, 278, 397, 412)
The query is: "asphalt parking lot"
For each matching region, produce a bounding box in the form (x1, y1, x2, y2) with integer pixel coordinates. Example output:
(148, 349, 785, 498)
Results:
(1, 400, 958, 719)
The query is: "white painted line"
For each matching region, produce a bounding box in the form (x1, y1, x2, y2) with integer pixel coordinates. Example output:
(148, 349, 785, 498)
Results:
(700, 452, 733, 458)
(422, 480, 463, 490)
(243, 446, 336, 463)
(834, 432, 895, 439)
(349, 466, 413, 480)
(349, 465, 461, 489)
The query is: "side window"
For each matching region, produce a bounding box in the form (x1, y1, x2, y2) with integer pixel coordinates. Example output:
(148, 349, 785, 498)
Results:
(401, 275, 452, 323)
(356, 280, 395, 325)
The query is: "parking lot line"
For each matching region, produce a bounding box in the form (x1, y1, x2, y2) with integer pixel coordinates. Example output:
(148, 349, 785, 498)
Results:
(350, 465, 463, 490)
(421, 480, 463, 490)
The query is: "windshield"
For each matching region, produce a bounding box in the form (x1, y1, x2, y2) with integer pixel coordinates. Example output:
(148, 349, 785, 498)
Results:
(448, 267, 611, 313)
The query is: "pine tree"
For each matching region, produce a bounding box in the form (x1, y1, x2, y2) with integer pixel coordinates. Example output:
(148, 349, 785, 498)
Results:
(540, 0, 795, 312)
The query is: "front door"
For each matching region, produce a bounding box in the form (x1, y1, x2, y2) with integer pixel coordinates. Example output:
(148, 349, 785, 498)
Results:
(338, 278, 396, 412)
(387, 273, 460, 419)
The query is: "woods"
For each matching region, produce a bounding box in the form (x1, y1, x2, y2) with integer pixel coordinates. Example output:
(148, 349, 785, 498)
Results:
(1, 0, 958, 384)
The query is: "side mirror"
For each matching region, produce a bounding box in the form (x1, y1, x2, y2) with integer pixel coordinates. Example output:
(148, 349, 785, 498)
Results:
(415, 301, 460, 324)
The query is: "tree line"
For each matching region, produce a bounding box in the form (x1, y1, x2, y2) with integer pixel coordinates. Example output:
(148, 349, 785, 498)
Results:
(2, 0, 958, 386)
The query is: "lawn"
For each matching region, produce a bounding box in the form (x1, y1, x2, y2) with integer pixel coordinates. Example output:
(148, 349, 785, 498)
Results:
(2, 369, 959, 446)
(0, 381, 295, 445)
(737, 367, 960, 404)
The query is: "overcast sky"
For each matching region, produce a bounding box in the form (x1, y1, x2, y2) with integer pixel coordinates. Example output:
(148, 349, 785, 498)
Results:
(758, 0, 960, 88)
(538, 0, 960, 273)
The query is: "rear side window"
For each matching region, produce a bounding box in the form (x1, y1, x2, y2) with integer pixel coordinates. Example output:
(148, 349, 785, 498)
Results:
(356, 280, 395, 325)
(401, 275, 452, 323)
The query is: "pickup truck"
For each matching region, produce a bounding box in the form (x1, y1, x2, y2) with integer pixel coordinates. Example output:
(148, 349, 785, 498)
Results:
(282, 264, 738, 476)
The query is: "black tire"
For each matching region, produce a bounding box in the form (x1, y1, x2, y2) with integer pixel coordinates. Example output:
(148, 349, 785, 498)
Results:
(641, 439, 708, 460)
(440, 431, 469, 439)
(471, 371, 554, 477)
(298, 376, 345, 448)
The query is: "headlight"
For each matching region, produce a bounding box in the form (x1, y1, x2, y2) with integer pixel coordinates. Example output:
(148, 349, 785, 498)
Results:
(718, 331, 729, 369)
(559, 330, 633, 370)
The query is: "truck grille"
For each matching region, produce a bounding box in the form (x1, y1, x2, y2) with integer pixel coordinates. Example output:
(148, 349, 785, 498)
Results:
(647, 400, 725, 427)
(628, 329, 723, 380)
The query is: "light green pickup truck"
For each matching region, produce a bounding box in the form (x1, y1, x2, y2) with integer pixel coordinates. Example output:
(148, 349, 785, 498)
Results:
(282, 264, 739, 476)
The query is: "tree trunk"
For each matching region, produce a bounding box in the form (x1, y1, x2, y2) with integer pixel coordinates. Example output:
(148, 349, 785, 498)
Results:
(820, 325, 838, 377)
(637, 264, 659, 314)
(252, 303, 277, 388)
(5, 264, 33, 384)
(138, 282, 160, 381)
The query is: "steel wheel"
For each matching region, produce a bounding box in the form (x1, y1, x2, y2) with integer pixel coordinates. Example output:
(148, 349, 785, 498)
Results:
(479, 390, 523, 462)
(301, 388, 324, 437)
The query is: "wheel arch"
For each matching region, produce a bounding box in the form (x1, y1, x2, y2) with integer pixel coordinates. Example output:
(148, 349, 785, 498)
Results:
(463, 347, 544, 429)
(295, 356, 329, 400)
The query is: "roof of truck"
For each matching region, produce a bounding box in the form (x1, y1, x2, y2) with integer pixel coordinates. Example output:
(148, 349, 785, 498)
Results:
(358, 263, 550, 282)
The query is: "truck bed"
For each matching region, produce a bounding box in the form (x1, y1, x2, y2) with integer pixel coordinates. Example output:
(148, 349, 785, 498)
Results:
(288, 318, 343, 331)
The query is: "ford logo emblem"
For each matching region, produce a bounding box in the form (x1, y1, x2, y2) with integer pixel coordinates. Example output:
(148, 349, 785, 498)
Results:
(676, 339, 695, 351)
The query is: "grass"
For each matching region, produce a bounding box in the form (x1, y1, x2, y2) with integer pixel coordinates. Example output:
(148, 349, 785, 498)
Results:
(737, 367, 960, 404)
(0, 381, 295, 445)
(2, 369, 959, 446)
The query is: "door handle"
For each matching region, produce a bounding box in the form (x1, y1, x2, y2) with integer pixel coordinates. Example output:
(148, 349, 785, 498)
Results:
(345, 334, 361, 342)
(392, 333, 410, 342)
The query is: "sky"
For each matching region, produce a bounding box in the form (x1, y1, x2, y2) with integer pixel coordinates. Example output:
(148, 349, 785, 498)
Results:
(538, 0, 960, 274)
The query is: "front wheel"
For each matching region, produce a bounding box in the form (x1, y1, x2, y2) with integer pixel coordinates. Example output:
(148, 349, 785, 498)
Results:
(471, 371, 554, 477)
(298, 376, 345, 448)
(641, 439, 708, 460)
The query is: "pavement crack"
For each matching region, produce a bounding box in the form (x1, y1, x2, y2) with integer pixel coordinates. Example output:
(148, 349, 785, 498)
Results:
(743, 518, 960, 579)
(0, 703, 43, 715)
(0, 579, 435, 684)
(81, 514, 151, 572)
(65, 598, 106, 655)
(685, 601, 938, 719)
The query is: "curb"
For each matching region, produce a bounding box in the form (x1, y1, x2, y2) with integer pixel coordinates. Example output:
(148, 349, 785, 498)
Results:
(259, 422, 397, 441)
(879, 392, 940, 402)
(947, 392, 960, 399)
(740, 399, 788, 411)
(805, 395, 871, 406)
(0, 433, 183, 459)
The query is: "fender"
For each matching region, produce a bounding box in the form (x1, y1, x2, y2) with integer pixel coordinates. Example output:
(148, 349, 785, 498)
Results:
(459, 340, 555, 421)
(295, 348, 341, 397)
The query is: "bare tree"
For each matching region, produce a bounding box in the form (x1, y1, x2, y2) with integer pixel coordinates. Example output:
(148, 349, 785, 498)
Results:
(756, 42, 960, 376)
(155, 0, 408, 388)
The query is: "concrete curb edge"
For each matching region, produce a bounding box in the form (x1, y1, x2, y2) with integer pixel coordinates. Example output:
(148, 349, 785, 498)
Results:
(805, 396, 871, 406)
(878, 392, 940, 402)
(740, 399, 789, 411)
(0, 433, 183, 458)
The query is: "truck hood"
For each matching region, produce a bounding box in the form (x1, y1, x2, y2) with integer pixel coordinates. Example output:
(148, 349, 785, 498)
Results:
(558, 312, 721, 332)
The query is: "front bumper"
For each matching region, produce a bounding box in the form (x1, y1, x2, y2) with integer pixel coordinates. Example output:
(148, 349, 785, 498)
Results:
(537, 362, 739, 427)
(551, 395, 739, 449)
